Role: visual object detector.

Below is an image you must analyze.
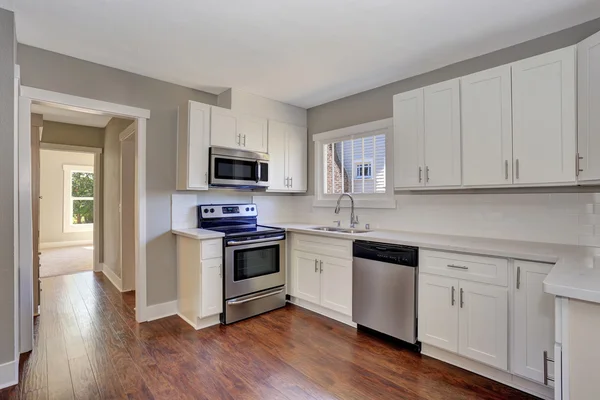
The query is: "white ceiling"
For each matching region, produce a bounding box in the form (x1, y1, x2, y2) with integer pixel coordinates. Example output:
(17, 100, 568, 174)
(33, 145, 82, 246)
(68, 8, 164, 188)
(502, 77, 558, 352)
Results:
(31, 103, 112, 128)
(8, 0, 600, 108)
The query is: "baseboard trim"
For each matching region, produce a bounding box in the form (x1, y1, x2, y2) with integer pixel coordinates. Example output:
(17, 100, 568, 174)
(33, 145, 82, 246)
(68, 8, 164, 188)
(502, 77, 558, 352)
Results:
(0, 359, 18, 390)
(178, 313, 220, 330)
(146, 300, 178, 322)
(101, 263, 123, 292)
(422, 344, 553, 400)
(288, 296, 356, 328)
(40, 239, 93, 250)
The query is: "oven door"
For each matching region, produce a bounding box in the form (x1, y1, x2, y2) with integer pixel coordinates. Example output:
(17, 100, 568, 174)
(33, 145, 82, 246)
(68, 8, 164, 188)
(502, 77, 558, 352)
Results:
(210, 148, 269, 188)
(224, 236, 285, 299)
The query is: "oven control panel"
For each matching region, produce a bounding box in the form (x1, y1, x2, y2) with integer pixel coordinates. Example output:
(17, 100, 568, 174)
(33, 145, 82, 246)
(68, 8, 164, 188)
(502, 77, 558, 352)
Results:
(199, 203, 258, 218)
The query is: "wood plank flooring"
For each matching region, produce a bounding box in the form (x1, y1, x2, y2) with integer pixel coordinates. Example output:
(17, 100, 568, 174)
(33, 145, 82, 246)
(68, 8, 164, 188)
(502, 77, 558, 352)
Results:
(1, 272, 537, 400)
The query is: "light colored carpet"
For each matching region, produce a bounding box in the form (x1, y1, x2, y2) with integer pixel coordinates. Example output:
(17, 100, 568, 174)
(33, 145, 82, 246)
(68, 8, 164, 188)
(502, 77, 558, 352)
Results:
(40, 245, 94, 278)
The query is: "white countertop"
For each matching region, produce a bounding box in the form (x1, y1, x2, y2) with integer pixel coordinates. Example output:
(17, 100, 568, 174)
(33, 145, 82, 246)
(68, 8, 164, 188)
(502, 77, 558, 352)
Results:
(171, 228, 225, 240)
(271, 223, 600, 304)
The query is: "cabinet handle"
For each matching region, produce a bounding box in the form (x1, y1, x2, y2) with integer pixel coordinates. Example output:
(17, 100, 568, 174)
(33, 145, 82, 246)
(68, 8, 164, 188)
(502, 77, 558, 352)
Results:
(515, 159, 520, 180)
(425, 166, 430, 183)
(219, 264, 222, 278)
(243, 134, 247, 147)
(576, 153, 583, 177)
(314, 259, 318, 272)
(451, 286, 455, 306)
(290, 177, 293, 188)
(543, 351, 555, 386)
(505, 160, 508, 180)
(205, 172, 208, 184)
(447, 264, 468, 270)
(418, 166, 422, 183)
(319, 260, 323, 273)
(516, 266, 521, 289)
(236, 133, 241, 145)
(460, 288, 464, 308)
(285, 177, 289, 187)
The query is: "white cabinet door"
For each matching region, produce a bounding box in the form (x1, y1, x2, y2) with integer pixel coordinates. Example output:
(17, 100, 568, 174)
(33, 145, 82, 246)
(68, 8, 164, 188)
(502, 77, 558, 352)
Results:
(211, 107, 239, 149)
(393, 88, 425, 188)
(423, 79, 462, 187)
(458, 281, 508, 370)
(291, 250, 321, 304)
(176, 101, 210, 190)
(201, 258, 223, 318)
(461, 66, 513, 186)
(418, 274, 459, 353)
(319, 255, 352, 316)
(513, 261, 555, 384)
(512, 47, 576, 185)
(238, 114, 268, 153)
(578, 31, 600, 183)
(267, 120, 288, 191)
(286, 124, 307, 192)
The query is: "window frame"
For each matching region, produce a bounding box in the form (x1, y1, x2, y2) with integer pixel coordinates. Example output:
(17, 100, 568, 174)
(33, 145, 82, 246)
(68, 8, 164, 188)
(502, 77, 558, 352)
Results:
(63, 164, 94, 233)
(313, 118, 396, 209)
(354, 160, 373, 179)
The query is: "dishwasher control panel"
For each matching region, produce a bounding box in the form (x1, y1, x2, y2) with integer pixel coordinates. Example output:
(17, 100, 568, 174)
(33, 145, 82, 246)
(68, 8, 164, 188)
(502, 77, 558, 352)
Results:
(353, 241, 418, 267)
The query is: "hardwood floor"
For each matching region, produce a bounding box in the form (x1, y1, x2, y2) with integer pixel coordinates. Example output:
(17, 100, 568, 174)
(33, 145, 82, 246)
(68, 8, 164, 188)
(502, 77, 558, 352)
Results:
(1, 272, 537, 400)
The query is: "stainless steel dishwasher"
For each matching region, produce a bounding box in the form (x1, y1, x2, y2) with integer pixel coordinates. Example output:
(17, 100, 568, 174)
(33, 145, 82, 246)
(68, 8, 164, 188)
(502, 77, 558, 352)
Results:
(352, 240, 419, 345)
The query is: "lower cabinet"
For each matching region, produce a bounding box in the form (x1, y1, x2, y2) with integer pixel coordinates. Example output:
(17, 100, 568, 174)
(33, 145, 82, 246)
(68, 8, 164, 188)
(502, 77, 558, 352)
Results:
(418, 274, 459, 353)
(512, 260, 555, 386)
(200, 258, 223, 318)
(290, 249, 352, 316)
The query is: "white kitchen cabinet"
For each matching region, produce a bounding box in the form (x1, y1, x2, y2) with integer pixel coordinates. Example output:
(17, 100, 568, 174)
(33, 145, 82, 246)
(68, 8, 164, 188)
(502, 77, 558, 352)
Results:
(513, 260, 555, 385)
(267, 120, 307, 192)
(458, 280, 508, 370)
(393, 88, 424, 188)
(319, 254, 352, 316)
(461, 65, 513, 186)
(176, 101, 211, 190)
(291, 250, 321, 303)
(512, 46, 576, 185)
(200, 258, 223, 318)
(210, 106, 268, 153)
(577, 30, 600, 183)
(423, 79, 462, 187)
(418, 274, 459, 353)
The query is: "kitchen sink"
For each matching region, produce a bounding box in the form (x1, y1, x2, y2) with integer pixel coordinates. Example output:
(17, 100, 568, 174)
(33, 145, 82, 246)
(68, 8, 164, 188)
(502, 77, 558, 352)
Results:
(310, 227, 370, 234)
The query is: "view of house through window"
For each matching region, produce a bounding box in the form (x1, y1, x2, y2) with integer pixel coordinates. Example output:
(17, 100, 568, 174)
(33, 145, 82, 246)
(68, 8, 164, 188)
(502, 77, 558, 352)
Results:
(63, 165, 94, 232)
(324, 134, 386, 194)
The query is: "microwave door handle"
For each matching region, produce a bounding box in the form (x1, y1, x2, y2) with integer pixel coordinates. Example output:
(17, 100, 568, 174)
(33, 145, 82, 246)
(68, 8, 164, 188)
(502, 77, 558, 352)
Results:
(256, 161, 261, 183)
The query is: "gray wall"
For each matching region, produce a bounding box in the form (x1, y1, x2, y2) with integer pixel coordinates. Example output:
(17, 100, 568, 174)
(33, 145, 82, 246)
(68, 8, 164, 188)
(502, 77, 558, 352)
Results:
(307, 17, 600, 194)
(0, 8, 15, 365)
(42, 120, 105, 148)
(18, 44, 218, 306)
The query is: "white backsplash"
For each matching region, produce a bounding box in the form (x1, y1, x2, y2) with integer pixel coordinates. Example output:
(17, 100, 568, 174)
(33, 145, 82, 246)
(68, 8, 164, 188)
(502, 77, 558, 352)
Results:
(254, 193, 600, 247)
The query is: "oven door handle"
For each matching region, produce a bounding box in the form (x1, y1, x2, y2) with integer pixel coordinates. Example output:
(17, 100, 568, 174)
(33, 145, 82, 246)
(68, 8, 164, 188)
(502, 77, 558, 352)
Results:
(226, 235, 285, 246)
(227, 288, 284, 306)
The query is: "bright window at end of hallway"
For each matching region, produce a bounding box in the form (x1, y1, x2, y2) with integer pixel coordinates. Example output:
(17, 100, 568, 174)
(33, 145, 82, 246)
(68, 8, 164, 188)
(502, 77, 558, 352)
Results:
(63, 164, 94, 232)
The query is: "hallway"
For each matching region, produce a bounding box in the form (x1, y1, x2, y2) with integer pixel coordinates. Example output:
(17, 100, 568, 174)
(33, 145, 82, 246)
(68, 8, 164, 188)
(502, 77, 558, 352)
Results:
(39, 246, 93, 278)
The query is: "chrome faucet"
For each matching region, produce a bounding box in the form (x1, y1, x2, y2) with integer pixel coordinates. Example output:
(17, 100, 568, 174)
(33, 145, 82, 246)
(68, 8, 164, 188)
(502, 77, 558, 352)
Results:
(334, 193, 359, 228)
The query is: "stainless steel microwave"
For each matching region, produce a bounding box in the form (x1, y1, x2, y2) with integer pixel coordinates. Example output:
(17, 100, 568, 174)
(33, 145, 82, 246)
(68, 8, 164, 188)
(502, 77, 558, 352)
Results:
(209, 147, 269, 189)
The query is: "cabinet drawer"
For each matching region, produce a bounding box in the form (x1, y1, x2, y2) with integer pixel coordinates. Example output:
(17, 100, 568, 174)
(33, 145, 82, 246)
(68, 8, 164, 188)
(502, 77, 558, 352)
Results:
(420, 250, 508, 286)
(291, 233, 352, 260)
(201, 239, 222, 260)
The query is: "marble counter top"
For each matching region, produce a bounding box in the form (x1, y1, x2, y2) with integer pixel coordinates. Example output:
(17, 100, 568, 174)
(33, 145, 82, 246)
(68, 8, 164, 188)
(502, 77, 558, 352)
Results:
(171, 228, 225, 240)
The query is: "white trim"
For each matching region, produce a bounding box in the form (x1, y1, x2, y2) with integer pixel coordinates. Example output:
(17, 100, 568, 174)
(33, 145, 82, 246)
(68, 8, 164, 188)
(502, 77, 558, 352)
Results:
(178, 313, 221, 330)
(14, 68, 21, 376)
(21, 86, 150, 119)
(93, 153, 101, 272)
(561, 297, 570, 400)
(102, 263, 123, 292)
(135, 118, 148, 322)
(62, 164, 94, 233)
(0, 359, 18, 390)
(119, 122, 136, 142)
(422, 344, 554, 400)
(40, 142, 103, 154)
(146, 300, 178, 321)
(39, 240, 93, 250)
(288, 296, 356, 328)
(312, 118, 393, 142)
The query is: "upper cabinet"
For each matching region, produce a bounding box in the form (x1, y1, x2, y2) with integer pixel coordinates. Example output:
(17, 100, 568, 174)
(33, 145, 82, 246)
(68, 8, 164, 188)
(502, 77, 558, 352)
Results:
(578, 30, 600, 184)
(461, 65, 513, 186)
(267, 120, 307, 192)
(210, 106, 268, 153)
(393, 78, 461, 189)
(177, 101, 211, 191)
(512, 47, 576, 185)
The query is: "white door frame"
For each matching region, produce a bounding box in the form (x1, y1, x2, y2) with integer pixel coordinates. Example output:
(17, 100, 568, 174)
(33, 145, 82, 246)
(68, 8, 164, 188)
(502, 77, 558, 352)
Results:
(18, 85, 150, 354)
(39, 143, 103, 273)
(119, 122, 136, 291)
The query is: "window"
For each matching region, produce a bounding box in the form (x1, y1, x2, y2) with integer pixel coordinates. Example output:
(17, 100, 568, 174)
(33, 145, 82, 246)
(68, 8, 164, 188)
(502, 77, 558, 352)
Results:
(314, 118, 395, 208)
(63, 165, 94, 232)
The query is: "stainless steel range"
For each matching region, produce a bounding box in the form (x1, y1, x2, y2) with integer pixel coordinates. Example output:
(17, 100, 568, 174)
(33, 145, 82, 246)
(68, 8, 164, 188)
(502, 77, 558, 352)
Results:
(198, 203, 286, 324)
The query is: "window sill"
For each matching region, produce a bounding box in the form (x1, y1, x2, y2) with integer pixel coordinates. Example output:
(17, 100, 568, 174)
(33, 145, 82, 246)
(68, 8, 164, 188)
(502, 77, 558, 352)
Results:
(312, 198, 397, 209)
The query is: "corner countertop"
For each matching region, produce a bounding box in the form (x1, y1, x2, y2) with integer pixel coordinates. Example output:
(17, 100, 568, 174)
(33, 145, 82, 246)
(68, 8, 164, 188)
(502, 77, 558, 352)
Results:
(270, 223, 600, 304)
(171, 228, 225, 240)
